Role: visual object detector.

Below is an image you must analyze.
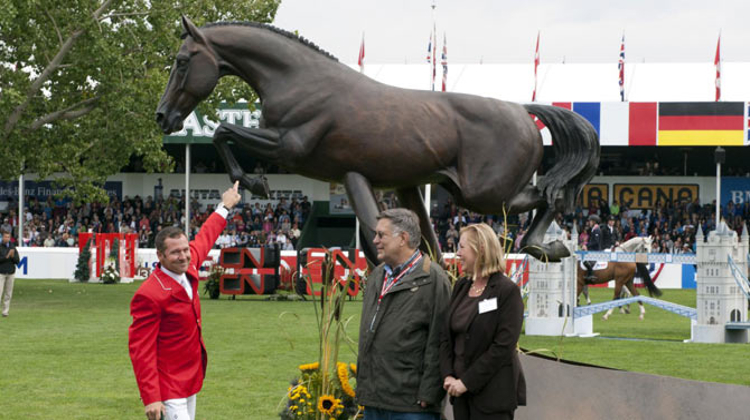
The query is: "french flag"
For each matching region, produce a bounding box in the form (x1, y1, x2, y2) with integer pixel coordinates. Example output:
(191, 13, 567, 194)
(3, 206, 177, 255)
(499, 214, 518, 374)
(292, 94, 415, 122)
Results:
(533, 102, 658, 146)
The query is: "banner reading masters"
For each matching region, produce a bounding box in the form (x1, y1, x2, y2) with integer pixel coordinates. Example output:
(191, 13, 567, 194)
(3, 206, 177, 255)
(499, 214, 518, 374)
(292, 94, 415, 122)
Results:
(614, 184, 699, 210)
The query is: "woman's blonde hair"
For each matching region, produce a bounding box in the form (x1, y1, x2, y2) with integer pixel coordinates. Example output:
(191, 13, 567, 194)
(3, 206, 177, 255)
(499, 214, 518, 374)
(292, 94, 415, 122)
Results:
(459, 223, 506, 279)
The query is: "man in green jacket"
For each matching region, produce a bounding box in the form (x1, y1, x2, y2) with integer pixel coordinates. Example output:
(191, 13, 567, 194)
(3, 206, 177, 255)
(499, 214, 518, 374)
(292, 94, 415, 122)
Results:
(357, 208, 451, 419)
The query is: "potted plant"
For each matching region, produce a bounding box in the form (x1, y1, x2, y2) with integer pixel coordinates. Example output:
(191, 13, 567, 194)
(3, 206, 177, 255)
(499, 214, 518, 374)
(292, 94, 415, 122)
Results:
(203, 264, 223, 300)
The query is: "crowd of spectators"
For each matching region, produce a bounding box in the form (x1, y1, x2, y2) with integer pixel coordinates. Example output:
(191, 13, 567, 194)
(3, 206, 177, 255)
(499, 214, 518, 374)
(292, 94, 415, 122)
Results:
(430, 195, 747, 255)
(0, 193, 312, 251)
(2, 188, 749, 257)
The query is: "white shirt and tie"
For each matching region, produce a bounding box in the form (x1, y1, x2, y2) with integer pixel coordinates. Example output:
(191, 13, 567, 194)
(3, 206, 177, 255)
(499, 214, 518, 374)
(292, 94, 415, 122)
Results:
(161, 266, 193, 299)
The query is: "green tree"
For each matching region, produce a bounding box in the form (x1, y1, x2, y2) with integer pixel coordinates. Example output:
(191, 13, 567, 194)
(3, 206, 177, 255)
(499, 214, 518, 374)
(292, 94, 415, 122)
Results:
(0, 0, 281, 203)
(74, 237, 92, 282)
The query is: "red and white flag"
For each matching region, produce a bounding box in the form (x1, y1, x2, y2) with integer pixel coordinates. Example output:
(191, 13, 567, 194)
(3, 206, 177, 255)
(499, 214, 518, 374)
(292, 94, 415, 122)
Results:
(532, 31, 540, 102)
(441, 32, 448, 92)
(714, 33, 721, 102)
(358, 32, 365, 73)
(618, 33, 625, 102)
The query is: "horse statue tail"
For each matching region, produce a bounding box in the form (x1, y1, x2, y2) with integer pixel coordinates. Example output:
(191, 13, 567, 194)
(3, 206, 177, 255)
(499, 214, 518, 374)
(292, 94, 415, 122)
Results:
(636, 262, 663, 297)
(524, 104, 600, 212)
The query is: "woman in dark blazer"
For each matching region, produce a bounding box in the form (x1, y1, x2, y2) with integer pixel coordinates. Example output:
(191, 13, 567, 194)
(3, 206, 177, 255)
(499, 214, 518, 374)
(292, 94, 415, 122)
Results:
(440, 223, 525, 420)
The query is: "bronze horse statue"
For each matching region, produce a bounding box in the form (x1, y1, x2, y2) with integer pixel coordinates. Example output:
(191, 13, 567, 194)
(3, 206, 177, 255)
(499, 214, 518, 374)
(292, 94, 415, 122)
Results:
(156, 17, 600, 264)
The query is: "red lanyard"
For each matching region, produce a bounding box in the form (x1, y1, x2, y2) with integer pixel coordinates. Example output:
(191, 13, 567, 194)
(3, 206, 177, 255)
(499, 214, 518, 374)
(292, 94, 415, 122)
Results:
(378, 253, 421, 304)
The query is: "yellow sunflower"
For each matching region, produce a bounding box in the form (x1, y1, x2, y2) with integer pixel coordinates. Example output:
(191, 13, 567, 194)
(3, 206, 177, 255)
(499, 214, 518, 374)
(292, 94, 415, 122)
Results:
(298, 362, 320, 371)
(349, 363, 357, 375)
(337, 362, 356, 398)
(317, 395, 343, 416)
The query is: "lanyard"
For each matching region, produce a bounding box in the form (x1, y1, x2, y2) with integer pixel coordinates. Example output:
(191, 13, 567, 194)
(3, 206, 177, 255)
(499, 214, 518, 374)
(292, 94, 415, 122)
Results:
(378, 253, 422, 304)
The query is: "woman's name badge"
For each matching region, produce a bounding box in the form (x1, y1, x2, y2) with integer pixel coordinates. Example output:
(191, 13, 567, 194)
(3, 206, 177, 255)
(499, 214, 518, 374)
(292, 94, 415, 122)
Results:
(478, 297, 498, 314)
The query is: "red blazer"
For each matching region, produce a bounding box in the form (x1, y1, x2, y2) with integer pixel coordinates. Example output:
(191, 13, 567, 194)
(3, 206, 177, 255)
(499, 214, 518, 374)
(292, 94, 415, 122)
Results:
(128, 212, 226, 405)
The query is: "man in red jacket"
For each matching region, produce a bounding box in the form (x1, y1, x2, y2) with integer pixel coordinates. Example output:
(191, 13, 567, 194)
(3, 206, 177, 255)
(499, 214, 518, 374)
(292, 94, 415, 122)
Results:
(129, 181, 241, 420)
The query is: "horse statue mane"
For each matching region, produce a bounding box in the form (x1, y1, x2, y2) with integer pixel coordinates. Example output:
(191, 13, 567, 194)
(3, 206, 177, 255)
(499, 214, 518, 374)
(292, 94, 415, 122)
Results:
(195, 21, 339, 62)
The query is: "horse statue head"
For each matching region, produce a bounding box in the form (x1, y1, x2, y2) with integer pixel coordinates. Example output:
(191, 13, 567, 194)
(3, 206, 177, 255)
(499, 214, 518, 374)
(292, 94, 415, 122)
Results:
(156, 16, 222, 134)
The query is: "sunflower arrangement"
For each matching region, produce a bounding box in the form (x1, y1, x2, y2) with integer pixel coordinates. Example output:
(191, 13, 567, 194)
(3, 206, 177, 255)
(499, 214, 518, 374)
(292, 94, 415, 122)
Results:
(280, 251, 364, 420)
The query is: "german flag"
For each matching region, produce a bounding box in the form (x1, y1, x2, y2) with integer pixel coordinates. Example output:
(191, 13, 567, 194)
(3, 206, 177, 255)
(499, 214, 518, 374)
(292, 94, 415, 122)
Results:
(658, 102, 745, 146)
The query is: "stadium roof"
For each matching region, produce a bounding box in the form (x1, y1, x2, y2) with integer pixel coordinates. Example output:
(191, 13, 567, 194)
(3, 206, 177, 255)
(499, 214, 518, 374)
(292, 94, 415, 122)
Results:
(346, 62, 750, 102)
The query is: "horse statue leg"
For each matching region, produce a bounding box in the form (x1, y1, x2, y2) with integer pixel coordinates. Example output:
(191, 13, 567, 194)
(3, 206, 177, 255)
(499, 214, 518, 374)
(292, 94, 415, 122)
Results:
(396, 187, 443, 265)
(507, 190, 570, 262)
(342, 172, 380, 265)
(212, 122, 283, 197)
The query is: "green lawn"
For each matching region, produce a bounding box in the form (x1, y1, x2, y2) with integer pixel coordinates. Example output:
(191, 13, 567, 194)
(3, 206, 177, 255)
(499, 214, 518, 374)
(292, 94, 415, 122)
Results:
(520, 288, 750, 385)
(0, 281, 747, 419)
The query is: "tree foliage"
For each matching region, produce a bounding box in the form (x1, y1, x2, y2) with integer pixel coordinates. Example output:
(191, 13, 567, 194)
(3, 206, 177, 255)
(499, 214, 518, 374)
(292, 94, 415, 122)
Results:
(0, 0, 281, 203)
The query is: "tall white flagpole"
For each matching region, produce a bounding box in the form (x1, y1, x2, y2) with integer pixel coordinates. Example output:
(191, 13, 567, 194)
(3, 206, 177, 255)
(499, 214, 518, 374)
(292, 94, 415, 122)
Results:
(425, 1, 437, 218)
(355, 32, 366, 251)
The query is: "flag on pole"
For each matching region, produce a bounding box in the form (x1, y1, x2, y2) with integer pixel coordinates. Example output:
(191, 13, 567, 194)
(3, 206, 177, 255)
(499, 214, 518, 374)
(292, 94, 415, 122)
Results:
(714, 33, 721, 102)
(432, 24, 437, 91)
(441, 32, 448, 92)
(532, 31, 540, 102)
(358, 32, 365, 73)
(618, 33, 625, 102)
(426, 30, 433, 63)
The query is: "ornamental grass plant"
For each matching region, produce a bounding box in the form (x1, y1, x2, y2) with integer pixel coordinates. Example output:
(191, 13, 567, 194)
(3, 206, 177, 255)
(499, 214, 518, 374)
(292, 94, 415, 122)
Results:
(279, 251, 362, 420)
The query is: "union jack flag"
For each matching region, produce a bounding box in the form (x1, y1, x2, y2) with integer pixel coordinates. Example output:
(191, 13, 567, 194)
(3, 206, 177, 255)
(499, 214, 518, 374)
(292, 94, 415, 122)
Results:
(426, 31, 432, 63)
(618, 34, 625, 102)
(441, 33, 448, 92)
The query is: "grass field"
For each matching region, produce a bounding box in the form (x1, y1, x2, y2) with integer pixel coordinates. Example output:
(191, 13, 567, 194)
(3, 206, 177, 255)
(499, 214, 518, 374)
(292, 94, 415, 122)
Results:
(0, 280, 747, 419)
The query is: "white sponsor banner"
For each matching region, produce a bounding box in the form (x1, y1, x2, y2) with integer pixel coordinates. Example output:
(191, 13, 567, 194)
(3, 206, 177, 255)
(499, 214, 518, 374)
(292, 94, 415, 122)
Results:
(15, 248, 693, 289)
(13, 248, 228, 281)
(15, 248, 303, 281)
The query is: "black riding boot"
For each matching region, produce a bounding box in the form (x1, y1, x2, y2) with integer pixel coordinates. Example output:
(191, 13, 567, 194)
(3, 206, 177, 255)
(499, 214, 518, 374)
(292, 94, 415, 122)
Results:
(584, 261, 596, 283)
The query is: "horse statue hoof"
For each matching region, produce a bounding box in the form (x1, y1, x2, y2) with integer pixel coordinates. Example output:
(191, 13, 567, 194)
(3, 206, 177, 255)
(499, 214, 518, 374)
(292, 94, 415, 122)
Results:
(602, 315, 609, 321)
(639, 315, 644, 321)
(241, 174, 270, 198)
(523, 240, 570, 263)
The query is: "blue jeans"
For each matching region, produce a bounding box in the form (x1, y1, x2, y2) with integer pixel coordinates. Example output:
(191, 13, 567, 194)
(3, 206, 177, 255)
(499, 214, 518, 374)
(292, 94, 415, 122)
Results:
(363, 406, 440, 420)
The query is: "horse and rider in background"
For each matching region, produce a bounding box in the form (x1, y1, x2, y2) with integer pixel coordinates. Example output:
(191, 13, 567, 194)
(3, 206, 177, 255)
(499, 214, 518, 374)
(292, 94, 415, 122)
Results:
(578, 227, 662, 320)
